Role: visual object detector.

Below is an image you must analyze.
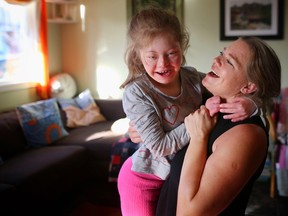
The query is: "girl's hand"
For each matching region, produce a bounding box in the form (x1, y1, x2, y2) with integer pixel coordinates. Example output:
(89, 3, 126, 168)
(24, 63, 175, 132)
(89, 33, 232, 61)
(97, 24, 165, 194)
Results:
(185, 106, 217, 141)
(205, 96, 221, 117)
(220, 96, 257, 122)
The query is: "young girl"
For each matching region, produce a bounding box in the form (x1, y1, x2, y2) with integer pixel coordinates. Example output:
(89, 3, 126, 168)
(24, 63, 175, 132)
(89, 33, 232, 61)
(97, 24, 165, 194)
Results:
(117, 7, 256, 216)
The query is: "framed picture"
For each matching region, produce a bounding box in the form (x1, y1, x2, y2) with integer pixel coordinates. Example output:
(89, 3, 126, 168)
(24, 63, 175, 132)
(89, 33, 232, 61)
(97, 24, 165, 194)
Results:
(127, 0, 183, 23)
(220, 0, 284, 40)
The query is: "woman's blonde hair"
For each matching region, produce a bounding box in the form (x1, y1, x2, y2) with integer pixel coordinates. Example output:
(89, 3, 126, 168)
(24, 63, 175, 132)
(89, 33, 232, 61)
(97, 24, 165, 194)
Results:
(120, 7, 189, 88)
(241, 36, 281, 111)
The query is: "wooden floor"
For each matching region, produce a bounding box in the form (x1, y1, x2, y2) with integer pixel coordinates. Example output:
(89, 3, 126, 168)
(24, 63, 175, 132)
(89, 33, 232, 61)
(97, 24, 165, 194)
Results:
(70, 202, 121, 216)
(67, 178, 288, 216)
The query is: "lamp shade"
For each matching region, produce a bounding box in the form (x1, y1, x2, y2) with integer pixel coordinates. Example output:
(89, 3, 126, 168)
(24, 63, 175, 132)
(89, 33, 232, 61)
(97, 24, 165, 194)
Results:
(49, 73, 77, 99)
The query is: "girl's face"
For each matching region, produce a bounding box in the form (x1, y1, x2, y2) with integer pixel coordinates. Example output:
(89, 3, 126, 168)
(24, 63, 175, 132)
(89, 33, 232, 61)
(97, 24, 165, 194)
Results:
(202, 39, 253, 102)
(140, 33, 182, 87)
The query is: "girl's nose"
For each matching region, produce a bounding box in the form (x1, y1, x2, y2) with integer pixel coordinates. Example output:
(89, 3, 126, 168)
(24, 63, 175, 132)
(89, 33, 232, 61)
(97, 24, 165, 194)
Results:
(158, 55, 169, 66)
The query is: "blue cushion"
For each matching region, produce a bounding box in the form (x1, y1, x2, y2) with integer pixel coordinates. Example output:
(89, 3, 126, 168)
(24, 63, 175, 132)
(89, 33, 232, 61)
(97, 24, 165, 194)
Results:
(58, 89, 96, 109)
(16, 98, 68, 147)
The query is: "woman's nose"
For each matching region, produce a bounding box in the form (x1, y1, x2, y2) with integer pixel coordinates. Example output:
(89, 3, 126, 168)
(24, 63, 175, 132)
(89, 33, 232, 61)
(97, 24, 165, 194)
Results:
(214, 56, 222, 66)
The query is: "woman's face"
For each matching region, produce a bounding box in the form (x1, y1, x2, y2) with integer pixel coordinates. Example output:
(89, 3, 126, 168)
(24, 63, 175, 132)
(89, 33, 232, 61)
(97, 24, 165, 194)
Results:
(202, 39, 253, 101)
(139, 33, 182, 87)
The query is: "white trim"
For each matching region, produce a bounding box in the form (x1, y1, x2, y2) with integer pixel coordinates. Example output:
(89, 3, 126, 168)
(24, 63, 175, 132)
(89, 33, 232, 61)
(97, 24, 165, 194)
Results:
(0, 82, 37, 92)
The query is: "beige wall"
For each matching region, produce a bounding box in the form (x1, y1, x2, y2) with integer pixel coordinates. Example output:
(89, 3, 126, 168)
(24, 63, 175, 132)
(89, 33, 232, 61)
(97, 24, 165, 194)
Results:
(60, 0, 288, 98)
(0, 0, 287, 111)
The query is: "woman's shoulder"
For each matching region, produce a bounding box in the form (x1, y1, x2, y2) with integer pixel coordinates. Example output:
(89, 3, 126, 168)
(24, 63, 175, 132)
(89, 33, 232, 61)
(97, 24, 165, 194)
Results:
(215, 115, 268, 150)
(212, 115, 267, 150)
(219, 114, 266, 132)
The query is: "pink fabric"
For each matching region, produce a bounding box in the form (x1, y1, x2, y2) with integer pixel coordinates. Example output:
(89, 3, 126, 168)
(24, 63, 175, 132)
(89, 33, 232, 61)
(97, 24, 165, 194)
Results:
(277, 88, 288, 134)
(279, 145, 288, 169)
(118, 157, 164, 216)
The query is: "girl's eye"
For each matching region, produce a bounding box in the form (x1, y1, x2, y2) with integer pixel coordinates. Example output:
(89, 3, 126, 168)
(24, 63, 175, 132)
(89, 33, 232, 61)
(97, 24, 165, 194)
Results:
(168, 51, 176, 56)
(219, 51, 223, 56)
(147, 55, 157, 60)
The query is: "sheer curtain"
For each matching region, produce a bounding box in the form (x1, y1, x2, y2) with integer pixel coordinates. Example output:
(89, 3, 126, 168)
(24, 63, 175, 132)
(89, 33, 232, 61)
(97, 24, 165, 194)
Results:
(0, 0, 49, 98)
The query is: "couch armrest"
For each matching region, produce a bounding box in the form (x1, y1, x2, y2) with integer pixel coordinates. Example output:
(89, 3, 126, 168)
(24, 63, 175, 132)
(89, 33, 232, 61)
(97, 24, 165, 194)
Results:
(95, 99, 126, 121)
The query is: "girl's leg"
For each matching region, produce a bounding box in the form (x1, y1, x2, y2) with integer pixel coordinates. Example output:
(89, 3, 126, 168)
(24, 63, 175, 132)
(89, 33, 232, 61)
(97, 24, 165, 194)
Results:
(118, 157, 164, 216)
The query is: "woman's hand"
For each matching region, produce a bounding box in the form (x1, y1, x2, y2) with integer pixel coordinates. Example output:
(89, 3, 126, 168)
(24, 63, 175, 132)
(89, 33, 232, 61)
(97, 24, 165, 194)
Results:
(128, 121, 142, 143)
(185, 105, 217, 141)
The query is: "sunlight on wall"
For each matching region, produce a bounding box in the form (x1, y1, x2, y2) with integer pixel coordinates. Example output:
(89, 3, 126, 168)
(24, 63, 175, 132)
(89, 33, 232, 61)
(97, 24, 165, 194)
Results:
(80, 4, 85, 32)
(96, 65, 123, 99)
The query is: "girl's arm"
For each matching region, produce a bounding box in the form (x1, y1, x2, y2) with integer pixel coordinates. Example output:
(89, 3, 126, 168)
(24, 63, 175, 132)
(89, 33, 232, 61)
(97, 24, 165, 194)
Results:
(123, 85, 190, 157)
(128, 96, 258, 144)
(177, 107, 267, 215)
(206, 96, 258, 122)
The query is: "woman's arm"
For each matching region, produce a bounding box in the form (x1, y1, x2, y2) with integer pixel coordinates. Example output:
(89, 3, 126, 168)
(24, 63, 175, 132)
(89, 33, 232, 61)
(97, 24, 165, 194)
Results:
(177, 108, 267, 215)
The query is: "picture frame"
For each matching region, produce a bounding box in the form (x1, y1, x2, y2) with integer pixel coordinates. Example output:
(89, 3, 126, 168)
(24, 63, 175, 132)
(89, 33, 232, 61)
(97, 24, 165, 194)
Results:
(220, 0, 284, 40)
(127, 0, 183, 24)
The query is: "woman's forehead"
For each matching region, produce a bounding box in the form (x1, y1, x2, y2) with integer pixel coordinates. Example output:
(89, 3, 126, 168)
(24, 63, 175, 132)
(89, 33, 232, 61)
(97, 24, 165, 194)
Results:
(226, 40, 252, 64)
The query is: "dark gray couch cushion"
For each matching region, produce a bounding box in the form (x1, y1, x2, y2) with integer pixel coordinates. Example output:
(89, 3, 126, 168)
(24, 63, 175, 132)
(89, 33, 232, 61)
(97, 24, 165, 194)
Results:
(0, 145, 89, 198)
(55, 120, 125, 179)
(95, 99, 126, 121)
(0, 110, 28, 160)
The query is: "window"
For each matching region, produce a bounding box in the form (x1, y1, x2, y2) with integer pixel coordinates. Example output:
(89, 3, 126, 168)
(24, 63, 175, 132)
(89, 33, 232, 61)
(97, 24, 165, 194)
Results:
(0, 1, 45, 91)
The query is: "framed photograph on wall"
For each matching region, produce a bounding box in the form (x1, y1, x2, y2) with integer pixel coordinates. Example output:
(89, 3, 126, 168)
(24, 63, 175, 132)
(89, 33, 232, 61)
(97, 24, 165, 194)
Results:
(127, 0, 183, 23)
(220, 0, 284, 40)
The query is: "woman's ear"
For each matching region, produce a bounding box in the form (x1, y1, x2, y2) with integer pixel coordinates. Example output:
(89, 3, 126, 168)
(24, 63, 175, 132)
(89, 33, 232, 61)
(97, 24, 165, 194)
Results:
(240, 82, 257, 94)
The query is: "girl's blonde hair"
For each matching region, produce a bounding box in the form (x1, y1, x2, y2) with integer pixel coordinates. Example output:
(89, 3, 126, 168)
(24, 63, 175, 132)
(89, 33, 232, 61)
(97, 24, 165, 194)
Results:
(120, 7, 189, 88)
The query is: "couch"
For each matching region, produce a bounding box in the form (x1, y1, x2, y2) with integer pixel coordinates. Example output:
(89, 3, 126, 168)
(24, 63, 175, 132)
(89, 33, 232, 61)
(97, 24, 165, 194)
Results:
(0, 99, 126, 215)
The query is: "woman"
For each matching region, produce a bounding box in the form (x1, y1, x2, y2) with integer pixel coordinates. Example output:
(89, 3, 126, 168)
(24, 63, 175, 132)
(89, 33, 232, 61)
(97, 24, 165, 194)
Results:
(155, 36, 281, 215)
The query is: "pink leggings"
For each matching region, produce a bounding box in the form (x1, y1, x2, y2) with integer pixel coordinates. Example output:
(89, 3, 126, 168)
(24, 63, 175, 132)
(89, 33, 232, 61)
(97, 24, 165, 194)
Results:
(117, 157, 164, 216)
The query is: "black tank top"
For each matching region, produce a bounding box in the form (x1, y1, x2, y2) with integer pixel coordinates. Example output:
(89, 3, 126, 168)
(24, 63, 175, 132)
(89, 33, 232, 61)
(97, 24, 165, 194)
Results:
(156, 114, 268, 216)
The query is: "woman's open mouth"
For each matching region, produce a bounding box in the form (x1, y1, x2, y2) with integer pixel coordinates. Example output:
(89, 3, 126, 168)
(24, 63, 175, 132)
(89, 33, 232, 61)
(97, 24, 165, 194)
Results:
(208, 71, 219, 78)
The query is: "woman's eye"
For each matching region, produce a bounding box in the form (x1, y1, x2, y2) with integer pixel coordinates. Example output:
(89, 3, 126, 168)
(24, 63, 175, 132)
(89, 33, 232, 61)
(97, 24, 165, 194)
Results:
(227, 60, 233, 67)
(220, 51, 234, 67)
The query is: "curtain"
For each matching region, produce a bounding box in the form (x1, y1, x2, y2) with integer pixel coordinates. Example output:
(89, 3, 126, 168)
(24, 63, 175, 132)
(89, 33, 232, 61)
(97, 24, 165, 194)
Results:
(37, 0, 49, 99)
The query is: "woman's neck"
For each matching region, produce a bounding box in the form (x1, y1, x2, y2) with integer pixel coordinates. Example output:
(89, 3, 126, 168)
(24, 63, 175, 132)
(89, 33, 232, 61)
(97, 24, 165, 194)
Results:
(221, 93, 243, 103)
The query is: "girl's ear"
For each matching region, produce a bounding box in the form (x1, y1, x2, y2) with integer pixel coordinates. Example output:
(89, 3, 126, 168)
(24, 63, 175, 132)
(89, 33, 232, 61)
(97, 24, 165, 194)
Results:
(240, 82, 257, 94)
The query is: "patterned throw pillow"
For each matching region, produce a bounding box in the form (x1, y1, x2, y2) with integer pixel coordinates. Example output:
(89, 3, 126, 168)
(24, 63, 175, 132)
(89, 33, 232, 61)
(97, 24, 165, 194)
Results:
(16, 98, 69, 147)
(108, 137, 138, 182)
(58, 89, 106, 128)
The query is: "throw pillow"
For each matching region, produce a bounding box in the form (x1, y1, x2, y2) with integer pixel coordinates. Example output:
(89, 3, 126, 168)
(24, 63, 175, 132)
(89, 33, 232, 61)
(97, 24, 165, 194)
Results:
(108, 137, 138, 182)
(16, 98, 69, 147)
(58, 89, 106, 128)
